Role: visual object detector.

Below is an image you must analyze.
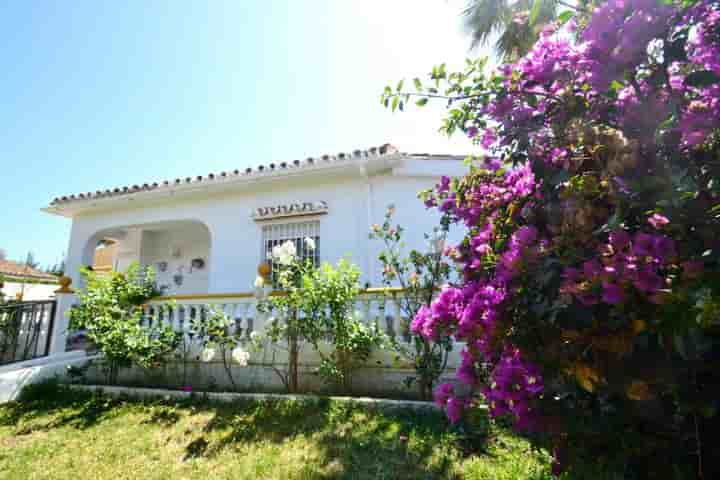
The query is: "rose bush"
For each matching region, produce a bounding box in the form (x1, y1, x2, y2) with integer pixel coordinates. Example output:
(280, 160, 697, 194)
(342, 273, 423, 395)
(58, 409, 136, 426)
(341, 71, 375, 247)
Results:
(384, 0, 720, 477)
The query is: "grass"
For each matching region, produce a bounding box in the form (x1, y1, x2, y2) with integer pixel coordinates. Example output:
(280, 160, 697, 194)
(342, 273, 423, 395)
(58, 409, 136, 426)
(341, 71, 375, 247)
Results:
(0, 381, 556, 480)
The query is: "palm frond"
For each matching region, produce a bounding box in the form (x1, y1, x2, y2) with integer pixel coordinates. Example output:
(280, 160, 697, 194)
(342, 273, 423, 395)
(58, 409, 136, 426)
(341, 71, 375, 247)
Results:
(464, 0, 559, 59)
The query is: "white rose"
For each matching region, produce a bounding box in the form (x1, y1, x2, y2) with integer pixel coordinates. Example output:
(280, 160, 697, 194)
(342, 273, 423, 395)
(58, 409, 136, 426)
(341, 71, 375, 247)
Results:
(231, 347, 250, 367)
(304, 237, 316, 251)
(201, 347, 215, 363)
(272, 240, 297, 265)
(254, 276, 265, 288)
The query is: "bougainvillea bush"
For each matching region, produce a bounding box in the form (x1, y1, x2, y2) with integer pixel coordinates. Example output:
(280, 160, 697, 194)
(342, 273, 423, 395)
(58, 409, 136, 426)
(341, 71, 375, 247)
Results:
(384, 0, 720, 477)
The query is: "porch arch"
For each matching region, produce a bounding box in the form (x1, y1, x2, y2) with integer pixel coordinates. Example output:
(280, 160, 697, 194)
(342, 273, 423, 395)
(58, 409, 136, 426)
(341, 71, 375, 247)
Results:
(72, 219, 213, 296)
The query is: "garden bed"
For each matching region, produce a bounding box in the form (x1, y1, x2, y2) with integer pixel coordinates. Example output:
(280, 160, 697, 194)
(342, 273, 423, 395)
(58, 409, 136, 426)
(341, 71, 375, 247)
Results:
(0, 381, 555, 480)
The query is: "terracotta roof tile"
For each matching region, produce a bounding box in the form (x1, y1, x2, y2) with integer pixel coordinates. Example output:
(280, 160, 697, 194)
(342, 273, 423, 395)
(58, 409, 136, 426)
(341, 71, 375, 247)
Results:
(48, 144, 464, 207)
(0, 259, 58, 281)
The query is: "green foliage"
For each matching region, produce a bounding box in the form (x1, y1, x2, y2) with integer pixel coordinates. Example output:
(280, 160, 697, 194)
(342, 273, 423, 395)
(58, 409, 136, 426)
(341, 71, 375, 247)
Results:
(258, 242, 325, 393)
(370, 206, 453, 400)
(189, 307, 248, 390)
(68, 263, 179, 384)
(463, 0, 567, 60)
(259, 241, 385, 393)
(311, 260, 386, 391)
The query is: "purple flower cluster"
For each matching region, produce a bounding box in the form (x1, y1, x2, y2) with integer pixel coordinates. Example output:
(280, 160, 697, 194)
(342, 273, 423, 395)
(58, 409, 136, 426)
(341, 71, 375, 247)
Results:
(434, 383, 468, 423)
(686, 2, 720, 77)
(475, 0, 720, 155)
(433, 164, 538, 229)
(582, 0, 674, 91)
(414, 0, 720, 461)
(412, 225, 546, 427)
(483, 348, 544, 432)
(410, 287, 464, 341)
(678, 91, 720, 148)
(561, 230, 676, 305)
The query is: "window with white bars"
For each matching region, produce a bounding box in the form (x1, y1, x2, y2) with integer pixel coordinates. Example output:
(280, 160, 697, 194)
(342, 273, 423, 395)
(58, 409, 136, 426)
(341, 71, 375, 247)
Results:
(261, 221, 320, 279)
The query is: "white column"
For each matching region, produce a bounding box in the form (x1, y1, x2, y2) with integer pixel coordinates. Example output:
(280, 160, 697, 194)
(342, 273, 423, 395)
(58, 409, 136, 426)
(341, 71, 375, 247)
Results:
(48, 220, 98, 356)
(50, 289, 76, 355)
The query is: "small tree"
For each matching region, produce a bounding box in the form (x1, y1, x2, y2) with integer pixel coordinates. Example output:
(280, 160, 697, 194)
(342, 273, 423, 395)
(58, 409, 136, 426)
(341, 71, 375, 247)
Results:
(313, 260, 386, 392)
(68, 263, 179, 384)
(23, 252, 39, 270)
(370, 206, 453, 400)
(258, 240, 385, 393)
(258, 239, 325, 393)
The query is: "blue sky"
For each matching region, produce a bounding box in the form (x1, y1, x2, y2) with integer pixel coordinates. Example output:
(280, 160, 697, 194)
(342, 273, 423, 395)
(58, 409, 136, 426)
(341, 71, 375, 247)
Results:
(0, 1, 477, 268)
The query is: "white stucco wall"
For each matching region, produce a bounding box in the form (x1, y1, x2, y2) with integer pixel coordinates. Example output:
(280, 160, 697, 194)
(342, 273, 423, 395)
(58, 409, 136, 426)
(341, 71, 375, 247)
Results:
(140, 223, 211, 296)
(58, 156, 467, 295)
(1, 281, 57, 301)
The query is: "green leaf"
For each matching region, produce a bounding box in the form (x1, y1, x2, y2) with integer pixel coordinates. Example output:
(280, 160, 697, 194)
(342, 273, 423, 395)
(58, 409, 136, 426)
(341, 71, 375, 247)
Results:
(685, 70, 720, 87)
(674, 334, 687, 359)
(557, 10, 575, 25)
(413, 77, 423, 91)
(416, 97, 429, 107)
(609, 80, 625, 91)
(529, 0, 542, 25)
(391, 96, 399, 112)
(396, 79, 404, 93)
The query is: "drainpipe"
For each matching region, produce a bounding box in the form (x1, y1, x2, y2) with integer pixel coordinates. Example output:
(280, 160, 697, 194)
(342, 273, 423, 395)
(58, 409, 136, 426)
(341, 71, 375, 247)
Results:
(359, 164, 375, 286)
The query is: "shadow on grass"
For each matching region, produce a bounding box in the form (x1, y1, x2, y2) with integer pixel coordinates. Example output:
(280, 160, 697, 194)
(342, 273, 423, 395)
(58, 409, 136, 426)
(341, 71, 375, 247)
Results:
(141, 405, 182, 427)
(1, 381, 499, 479)
(0, 382, 124, 434)
(186, 398, 462, 479)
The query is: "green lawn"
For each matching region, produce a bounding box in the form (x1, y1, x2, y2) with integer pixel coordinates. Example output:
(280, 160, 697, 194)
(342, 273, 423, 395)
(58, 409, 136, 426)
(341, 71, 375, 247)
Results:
(0, 382, 555, 480)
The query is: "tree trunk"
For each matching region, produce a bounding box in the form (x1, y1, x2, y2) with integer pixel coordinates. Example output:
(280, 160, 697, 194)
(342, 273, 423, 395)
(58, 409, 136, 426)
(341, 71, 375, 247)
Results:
(418, 378, 432, 401)
(338, 348, 352, 394)
(289, 335, 299, 393)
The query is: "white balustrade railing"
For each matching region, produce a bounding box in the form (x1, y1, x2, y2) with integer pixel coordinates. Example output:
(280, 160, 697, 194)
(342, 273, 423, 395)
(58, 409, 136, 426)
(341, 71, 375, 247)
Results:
(145, 289, 414, 342)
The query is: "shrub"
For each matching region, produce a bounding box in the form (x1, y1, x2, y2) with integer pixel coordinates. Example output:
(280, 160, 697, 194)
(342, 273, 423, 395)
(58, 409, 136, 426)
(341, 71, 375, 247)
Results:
(370, 205, 454, 400)
(259, 240, 385, 393)
(312, 260, 386, 392)
(190, 306, 250, 390)
(257, 238, 325, 393)
(68, 263, 179, 384)
(384, 1, 720, 477)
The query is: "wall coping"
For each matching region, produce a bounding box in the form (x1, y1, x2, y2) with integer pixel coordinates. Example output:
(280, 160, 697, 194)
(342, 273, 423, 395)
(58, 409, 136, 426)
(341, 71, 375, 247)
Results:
(68, 384, 458, 413)
(150, 286, 409, 302)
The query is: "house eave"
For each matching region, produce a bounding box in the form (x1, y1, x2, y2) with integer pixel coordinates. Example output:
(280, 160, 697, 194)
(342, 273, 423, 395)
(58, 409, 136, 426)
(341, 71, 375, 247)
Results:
(43, 153, 406, 218)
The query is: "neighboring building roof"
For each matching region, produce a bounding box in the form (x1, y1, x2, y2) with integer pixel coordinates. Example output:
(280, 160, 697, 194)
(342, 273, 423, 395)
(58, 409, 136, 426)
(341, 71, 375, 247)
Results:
(0, 259, 58, 282)
(47, 144, 467, 208)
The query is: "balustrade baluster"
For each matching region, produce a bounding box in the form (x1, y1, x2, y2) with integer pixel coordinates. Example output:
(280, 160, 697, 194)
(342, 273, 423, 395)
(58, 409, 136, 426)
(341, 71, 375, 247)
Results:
(375, 294, 386, 329)
(243, 303, 252, 337)
(386, 296, 399, 339)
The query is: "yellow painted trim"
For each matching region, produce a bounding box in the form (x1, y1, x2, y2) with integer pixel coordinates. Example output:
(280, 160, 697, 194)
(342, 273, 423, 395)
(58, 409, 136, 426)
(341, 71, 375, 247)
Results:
(151, 287, 408, 302)
(153, 292, 256, 301)
(362, 287, 406, 295)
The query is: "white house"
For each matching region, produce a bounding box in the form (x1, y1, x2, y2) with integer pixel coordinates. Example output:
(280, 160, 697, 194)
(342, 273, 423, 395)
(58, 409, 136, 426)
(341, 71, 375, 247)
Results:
(37, 144, 467, 394)
(45, 144, 465, 296)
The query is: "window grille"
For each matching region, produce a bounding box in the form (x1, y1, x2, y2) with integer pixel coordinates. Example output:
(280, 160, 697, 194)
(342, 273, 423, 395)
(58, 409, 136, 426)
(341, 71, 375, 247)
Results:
(261, 221, 320, 279)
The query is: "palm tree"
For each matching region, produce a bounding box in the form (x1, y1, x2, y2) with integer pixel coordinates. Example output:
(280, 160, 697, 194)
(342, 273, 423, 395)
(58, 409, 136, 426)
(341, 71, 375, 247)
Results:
(462, 0, 561, 61)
